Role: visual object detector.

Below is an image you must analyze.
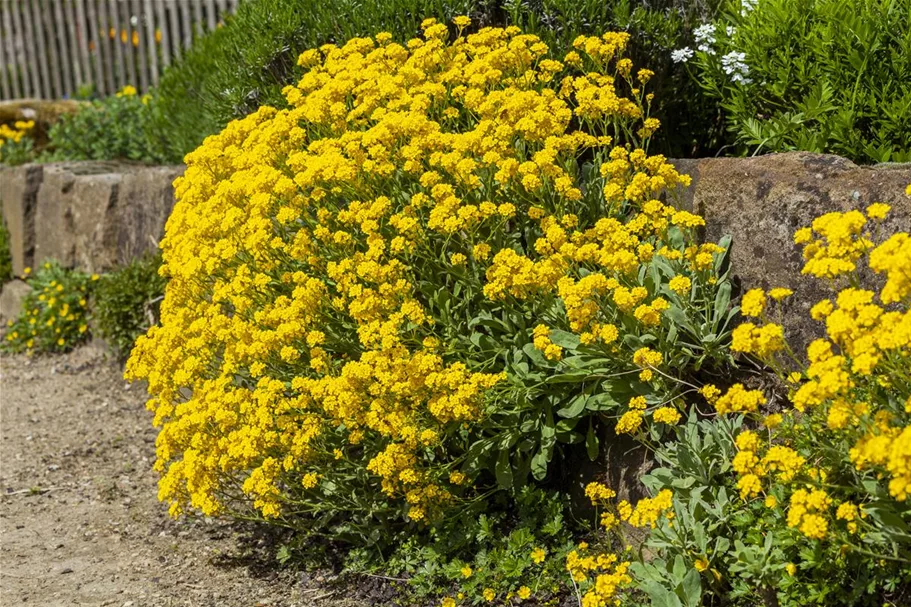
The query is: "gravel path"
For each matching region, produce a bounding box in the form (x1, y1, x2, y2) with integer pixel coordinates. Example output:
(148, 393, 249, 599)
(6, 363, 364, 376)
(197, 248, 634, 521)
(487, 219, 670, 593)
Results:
(0, 346, 363, 607)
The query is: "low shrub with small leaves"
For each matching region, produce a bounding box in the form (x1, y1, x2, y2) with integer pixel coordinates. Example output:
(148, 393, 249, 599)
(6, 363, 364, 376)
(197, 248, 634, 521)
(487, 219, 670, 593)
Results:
(45, 86, 171, 164)
(93, 254, 166, 357)
(3, 261, 95, 353)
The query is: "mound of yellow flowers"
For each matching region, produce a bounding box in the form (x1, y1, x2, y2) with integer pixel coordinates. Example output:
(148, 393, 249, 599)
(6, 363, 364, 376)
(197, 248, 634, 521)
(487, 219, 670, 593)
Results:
(126, 18, 731, 539)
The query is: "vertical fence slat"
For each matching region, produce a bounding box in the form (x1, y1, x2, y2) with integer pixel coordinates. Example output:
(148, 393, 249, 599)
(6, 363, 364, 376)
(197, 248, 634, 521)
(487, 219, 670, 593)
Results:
(144, 0, 158, 86)
(74, 0, 93, 93)
(119, 0, 137, 88)
(13, 2, 33, 97)
(53, 0, 73, 96)
(154, 0, 170, 68)
(9, 0, 24, 98)
(86, 0, 106, 96)
(21, 0, 43, 97)
(179, 0, 192, 50)
(40, 1, 65, 98)
(191, 0, 202, 41)
(129, 0, 147, 91)
(29, 0, 53, 98)
(5, 0, 15, 98)
(65, 0, 84, 91)
(0, 1, 11, 100)
(96, 0, 115, 95)
(107, 0, 124, 91)
(205, 0, 215, 32)
(167, 0, 181, 61)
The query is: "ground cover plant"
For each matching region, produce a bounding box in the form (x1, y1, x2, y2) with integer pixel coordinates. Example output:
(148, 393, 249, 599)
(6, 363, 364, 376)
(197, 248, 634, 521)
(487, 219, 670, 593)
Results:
(3, 261, 94, 353)
(126, 17, 745, 604)
(2, 256, 164, 358)
(0, 218, 12, 284)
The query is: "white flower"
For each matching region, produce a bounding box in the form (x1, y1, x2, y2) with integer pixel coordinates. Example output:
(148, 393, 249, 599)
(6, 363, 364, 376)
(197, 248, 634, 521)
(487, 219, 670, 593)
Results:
(741, 0, 758, 15)
(694, 24, 717, 55)
(721, 51, 751, 84)
(726, 26, 736, 37)
(671, 47, 695, 64)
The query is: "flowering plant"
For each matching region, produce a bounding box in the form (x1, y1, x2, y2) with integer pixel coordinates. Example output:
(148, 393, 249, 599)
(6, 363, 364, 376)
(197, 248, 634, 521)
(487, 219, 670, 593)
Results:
(631, 197, 911, 605)
(126, 18, 736, 562)
(3, 261, 94, 353)
(0, 119, 36, 166)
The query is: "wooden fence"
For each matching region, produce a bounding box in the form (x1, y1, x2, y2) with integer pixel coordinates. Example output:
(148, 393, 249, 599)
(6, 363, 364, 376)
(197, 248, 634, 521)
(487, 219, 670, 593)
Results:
(0, 0, 240, 100)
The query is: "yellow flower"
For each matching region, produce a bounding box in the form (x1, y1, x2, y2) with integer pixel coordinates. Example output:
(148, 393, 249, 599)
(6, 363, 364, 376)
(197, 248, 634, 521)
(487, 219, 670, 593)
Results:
(668, 275, 691, 296)
(460, 565, 472, 578)
(741, 289, 766, 317)
(768, 288, 793, 301)
(785, 563, 797, 576)
(483, 588, 495, 602)
(694, 558, 708, 572)
(865, 203, 890, 219)
(531, 547, 547, 564)
(517, 586, 532, 600)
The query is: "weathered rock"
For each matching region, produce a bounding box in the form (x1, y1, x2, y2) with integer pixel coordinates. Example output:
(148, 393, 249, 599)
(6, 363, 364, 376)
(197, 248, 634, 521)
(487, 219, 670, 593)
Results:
(26, 162, 182, 273)
(109, 165, 181, 267)
(672, 152, 911, 354)
(0, 164, 42, 276)
(0, 279, 31, 321)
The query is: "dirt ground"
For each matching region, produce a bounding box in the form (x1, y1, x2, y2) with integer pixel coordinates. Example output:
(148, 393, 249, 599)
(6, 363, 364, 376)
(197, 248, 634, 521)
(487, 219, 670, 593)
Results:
(0, 345, 370, 607)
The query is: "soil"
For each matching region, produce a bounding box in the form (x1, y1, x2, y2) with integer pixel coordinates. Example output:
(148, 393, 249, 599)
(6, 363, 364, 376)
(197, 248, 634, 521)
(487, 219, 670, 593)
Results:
(0, 345, 373, 607)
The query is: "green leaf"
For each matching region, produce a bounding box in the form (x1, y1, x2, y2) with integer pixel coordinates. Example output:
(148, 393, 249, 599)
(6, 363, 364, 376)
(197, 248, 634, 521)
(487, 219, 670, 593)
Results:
(495, 449, 513, 489)
(531, 449, 548, 481)
(680, 568, 702, 607)
(557, 394, 588, 418)
(586, 420, 599, 461)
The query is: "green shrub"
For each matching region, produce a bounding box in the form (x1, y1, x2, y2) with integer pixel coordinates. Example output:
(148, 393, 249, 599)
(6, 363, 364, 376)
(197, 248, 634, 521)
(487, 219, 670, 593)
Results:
(45, 86, 173, 164)
(3, 261, 94, 353)
(684, 0, 911, 163)
(152, 0, 724, 160)
(0, 217, 12, 284)
(93, 254, 165, 357)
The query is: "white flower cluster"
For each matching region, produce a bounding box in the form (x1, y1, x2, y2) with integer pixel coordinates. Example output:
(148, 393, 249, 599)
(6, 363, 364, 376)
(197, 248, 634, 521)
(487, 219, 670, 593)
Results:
(694, 24, 717, 55)
(671, 47, 695, 64)
(741, 0, 758, 15)
(721, 51, 751, 84)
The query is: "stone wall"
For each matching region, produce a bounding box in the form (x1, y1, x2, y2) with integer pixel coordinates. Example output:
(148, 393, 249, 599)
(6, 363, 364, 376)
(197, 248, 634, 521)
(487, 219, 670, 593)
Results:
(1, 153, 909, 346)
(1, 161, 183, 275)
(672, 152, 910, 352)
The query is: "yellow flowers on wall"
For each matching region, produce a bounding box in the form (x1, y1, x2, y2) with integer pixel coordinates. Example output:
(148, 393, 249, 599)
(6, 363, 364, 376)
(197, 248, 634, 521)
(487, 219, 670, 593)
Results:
(722, 195, 911, 558)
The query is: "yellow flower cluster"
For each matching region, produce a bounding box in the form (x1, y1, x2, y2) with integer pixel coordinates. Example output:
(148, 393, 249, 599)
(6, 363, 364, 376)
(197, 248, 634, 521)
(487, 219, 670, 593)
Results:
(0, 120, 34, 144)
(566, 544, 631, 607)
(712, 383, 766, 415)
(126, 18, 704, 525)
(0, 119, 35, 163)
(722, 197, 910, 553)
